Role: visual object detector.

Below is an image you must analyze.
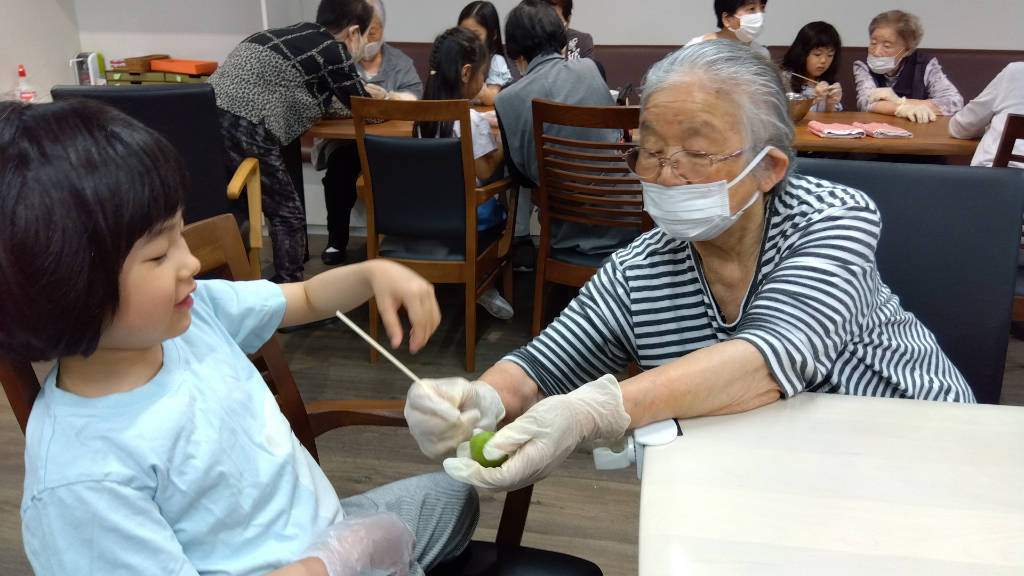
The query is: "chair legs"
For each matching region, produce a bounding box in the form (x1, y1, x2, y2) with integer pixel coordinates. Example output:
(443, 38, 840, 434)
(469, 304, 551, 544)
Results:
(465, 282, 476, 373)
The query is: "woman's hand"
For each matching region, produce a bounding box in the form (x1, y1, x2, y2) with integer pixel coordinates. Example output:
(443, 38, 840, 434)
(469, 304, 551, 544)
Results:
(443, 375, 630, 491)
(303, 513, 415, 576)
(366, 260, 440, 353)
(405, 377, 506, 460)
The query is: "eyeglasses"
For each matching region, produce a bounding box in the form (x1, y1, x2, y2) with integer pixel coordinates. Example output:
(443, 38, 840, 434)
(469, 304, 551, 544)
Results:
(623, 146, 745, 183)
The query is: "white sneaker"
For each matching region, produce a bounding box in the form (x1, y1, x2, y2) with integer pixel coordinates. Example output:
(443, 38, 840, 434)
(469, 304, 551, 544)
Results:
(478, 287, 514, 320)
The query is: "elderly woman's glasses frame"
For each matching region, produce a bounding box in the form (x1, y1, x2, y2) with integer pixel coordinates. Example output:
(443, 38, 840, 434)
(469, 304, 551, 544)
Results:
(623, 147, 745, 182)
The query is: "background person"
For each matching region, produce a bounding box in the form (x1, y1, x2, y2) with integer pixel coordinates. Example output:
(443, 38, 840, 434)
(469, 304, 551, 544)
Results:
(209, 0, 381, 283)
(496, 0, 637, 261)
(1, 99, 476, 576)
(404, 40, 973, 493)
(458, 1, 512, 105)
(315, 0, 424, 266)
(853, 10, 963, 123)
(686, 0, 769, 60)
(542, 0, 594, 61)
(780, 21, 843, 112)
(949, 62, 1024, 167)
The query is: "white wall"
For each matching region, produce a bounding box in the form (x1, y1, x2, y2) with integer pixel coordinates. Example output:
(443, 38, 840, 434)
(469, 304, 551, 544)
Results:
(382, 0, 1023, 51)
(1, 0, 82, 101)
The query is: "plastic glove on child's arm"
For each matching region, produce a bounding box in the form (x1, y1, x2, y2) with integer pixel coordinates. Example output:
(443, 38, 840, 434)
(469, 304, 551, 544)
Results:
(405, 377, 506, 461)
(302, 513, 415, 576)
(443, 374, 631, 492)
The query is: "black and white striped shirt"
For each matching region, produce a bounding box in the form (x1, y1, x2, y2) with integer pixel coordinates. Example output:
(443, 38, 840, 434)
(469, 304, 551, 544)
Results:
(505, 174, 974, 402)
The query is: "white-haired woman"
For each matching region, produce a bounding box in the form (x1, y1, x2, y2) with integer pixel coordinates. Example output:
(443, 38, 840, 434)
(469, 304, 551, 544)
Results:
(403, 40, 974, 492)
(853, 10, 963, 123)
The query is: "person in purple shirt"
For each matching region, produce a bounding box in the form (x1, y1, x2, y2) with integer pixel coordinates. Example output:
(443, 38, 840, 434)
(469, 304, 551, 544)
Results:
(852, 10, 963, 123)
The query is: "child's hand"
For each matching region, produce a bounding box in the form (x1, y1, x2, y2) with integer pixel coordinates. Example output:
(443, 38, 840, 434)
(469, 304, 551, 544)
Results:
(812, 81, 829, 104)
(368, 260, 440, 353)
(303, 512, 415, 576)
(826, 83, 842, 106)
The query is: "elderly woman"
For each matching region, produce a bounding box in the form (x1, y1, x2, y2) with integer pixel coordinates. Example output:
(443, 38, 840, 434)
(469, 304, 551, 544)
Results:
(404, 40, 974, 491)
(853, 10, 963, 123)
(686, 0, 770, 61)
(318, 0, 423, 266)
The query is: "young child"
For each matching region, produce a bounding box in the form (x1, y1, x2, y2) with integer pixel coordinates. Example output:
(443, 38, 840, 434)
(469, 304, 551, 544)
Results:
(0, 99, 476, 576)
(408, 26, 514, 320)
(781, 21, 844, 112)
(457, 1, 512, 105)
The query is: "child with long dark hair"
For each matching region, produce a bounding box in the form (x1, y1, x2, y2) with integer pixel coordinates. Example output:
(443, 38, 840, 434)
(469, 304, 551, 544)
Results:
(0, 99, 476, 575)
(781, 21, 844, 112)
(411, 26, 513, 319)
(458, 1, 512, 105)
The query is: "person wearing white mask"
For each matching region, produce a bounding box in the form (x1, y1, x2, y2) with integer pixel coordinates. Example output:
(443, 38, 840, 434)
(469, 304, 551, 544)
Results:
(402, 40, 973, 493)
(686, 0, 769, 61)
(316, 0, 424, 266)
(853, 10, 963, 123)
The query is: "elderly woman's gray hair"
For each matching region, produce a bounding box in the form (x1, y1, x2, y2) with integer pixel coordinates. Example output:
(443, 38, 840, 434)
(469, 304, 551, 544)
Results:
(640, 39, 794, 181)
(369, 0, 386, 27)
(869, 10, 924, 52)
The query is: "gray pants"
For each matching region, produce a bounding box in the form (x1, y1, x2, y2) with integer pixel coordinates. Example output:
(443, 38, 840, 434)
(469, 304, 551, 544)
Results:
(340, 472, 478, 575)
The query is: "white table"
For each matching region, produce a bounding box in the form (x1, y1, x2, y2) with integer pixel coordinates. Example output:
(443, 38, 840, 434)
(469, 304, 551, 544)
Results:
(639, 393, 1024, 576)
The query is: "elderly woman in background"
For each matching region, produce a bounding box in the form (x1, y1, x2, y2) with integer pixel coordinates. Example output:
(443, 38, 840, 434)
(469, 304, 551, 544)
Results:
(853, 10, 963, 123)
(686, 0, 770, 60)
(404, 40, 974, 492)
(316, 0, 423, 266)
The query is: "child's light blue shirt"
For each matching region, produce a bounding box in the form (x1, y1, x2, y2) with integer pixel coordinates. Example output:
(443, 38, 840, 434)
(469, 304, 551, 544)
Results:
(21, 279, 343, 575)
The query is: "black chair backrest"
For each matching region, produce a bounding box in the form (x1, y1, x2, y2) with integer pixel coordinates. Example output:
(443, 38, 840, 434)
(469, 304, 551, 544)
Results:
(797, 158, 1024, 404)
(363, 134, 467, 243)
(50, 84, 230, 224)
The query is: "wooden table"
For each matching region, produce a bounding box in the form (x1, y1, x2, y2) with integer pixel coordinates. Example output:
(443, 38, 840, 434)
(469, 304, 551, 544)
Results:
(639, 392, 1024, 576)
(794, 112, 979, 156)
(306, 106, 496, 140)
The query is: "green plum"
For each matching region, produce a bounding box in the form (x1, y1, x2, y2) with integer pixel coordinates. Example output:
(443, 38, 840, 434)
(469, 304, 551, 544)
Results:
(470, 431, 508, 468)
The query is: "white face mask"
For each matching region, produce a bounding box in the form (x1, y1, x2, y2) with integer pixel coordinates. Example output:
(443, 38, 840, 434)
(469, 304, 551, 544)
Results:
(866, 48, 905, 75)
(362, 40, 382, 61)
(728, 12, 764, 43)
(642, 146, 775, 242)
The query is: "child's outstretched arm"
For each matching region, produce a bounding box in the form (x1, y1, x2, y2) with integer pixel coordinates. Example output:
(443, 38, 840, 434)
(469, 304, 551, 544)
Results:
(278, 260, 440, 353)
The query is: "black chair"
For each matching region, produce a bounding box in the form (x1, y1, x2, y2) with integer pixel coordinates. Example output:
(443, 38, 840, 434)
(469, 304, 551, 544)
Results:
(797, 158, 1024, 404)
(50, 84, 264, 277)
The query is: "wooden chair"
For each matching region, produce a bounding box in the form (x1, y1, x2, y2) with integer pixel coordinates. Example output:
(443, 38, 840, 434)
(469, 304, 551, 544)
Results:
(992, 113, 1024, 324)
(530, 99, 650, 336)
(0, 213, 601, 575)
(351, 97, 517, 372)
(50, 84, 264, 279)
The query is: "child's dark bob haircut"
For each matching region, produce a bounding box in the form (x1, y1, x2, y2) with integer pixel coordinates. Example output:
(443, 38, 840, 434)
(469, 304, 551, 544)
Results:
(0, 99, 187, 362)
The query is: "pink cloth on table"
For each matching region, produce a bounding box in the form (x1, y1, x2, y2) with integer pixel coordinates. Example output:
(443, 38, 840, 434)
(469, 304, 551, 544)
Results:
(851, 122, 913, 138)
(807, 121, 865, 139)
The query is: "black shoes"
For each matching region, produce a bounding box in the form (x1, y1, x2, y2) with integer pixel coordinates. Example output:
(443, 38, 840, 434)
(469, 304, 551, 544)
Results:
(511, 237, 537, 272)
(321, 246, 346, 266)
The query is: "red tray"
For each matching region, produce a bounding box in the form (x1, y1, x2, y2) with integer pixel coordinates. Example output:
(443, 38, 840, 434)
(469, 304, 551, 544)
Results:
(150, 59, 218, 75)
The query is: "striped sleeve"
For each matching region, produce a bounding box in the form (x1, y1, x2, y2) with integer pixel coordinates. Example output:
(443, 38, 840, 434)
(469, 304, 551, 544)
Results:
(734, 201, 882, 398)
(502, 259, 636, 396)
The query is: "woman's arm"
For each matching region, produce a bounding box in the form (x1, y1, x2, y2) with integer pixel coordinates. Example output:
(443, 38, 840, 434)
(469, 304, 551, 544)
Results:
(923, 58, 965, 116)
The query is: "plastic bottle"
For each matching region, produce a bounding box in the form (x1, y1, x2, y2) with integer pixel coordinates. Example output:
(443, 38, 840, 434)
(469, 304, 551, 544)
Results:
(17, 65, 37, 103)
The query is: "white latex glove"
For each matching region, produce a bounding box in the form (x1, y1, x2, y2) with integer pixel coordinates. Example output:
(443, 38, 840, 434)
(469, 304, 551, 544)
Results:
(364, 83, 388, 99)
(443, 374, 631, 492)
(895, 101, 937, 123)
(386, 91, 418, 101)
(868, 87, 900, 103)
(405, 377, 506, 461)
(304, 513, 415, 576)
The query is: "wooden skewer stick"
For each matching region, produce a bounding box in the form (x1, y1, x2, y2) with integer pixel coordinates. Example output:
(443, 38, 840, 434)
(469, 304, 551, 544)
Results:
(335, 310, 421, 383)
(789, 71, 820, 87)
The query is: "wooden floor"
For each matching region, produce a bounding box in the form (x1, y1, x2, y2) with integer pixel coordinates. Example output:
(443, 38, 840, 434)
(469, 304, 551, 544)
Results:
(2, 234, 1023, 575)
